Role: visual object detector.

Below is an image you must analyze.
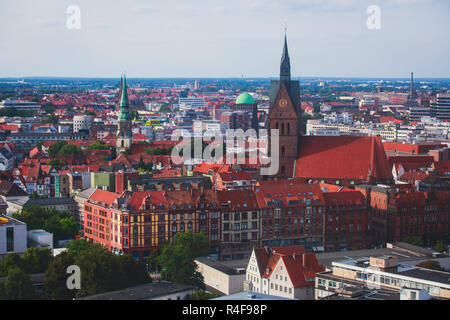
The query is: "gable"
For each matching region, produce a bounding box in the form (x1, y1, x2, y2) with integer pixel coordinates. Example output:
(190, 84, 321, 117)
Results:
(269, 82, 298, 120)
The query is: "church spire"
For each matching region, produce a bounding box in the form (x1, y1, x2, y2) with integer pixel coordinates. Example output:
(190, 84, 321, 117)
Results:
(280, 30, 291, 82)
(120, 73, 129, 108)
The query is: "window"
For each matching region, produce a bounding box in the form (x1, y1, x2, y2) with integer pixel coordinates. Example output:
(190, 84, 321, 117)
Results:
(6, 227, 14, 252)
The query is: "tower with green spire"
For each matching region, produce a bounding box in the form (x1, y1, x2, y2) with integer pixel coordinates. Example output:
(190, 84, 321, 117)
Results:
(116, 73, 133, 153)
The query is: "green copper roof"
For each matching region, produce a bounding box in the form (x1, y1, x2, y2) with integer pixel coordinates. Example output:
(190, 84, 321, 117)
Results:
(118, 73, 131, 122)
(120, 74, 129, 108)
(235, 92, 255, 105)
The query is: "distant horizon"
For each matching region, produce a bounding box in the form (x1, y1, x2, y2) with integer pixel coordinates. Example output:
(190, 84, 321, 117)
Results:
(2, 76, 450, 81)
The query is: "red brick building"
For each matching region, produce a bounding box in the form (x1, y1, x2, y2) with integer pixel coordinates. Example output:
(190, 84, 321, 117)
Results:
(255, 180, 325, 252)
(357, 184, 450, 247)
(322, 190, 369, 252)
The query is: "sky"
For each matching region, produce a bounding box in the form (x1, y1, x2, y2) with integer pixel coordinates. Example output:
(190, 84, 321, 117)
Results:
(0, 0, 449, 78)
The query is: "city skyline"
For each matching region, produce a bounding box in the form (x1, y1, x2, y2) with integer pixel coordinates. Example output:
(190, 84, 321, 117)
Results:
(1, 0, 450, 78)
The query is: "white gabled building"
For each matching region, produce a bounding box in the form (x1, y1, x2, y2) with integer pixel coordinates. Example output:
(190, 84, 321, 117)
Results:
(246, 246, 325, 300)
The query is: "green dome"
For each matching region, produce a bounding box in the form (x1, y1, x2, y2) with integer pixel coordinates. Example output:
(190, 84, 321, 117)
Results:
(235, 92, 255, 105)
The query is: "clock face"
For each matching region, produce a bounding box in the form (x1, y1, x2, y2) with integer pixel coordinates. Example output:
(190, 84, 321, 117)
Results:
(279, 99, 288, 108)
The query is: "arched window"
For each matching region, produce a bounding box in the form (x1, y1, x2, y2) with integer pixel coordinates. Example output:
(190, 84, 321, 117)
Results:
(281, 123, 285, 136)
(276, 122, 279, 130)
(281, 166, 286, 177)
(121, 140, 124, 147)
(281, 146, 285, 157)
(287, 123, 290, 135)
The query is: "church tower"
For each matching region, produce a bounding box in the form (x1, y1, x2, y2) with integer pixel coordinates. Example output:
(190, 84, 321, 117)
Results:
(267, 32, 301, 179)
(116, 74, 133, 154)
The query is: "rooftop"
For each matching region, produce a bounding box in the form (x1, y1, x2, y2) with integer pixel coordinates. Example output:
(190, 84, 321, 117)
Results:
(211, 291, 292, 300)
(195, 256, 246, 276)
(78, 281, 195, 300)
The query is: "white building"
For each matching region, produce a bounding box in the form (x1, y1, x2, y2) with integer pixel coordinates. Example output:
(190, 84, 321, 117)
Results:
(0, 215, 27, 258)
(195, 257, 246, 295)
(27, 229, 53, 250)
(246, 246, 325, 300)
(73, 115, 94, 133)
(0, 143, 15, 171)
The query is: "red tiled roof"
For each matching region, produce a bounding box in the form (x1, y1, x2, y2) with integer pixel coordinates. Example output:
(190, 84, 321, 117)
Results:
(294, 136, 392, 181)
(388, 155, 434, 171)
(379, 116, 404, 124)
(217, 171, 253, 182)
(254, 246, 324, 288)
(89, 189, 120, 207)
(255, 180, 326, 208)
(216, 189, 258, 210)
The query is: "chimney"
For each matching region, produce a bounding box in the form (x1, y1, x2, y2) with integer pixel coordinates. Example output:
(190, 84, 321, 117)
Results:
(302, 253, 307, 268)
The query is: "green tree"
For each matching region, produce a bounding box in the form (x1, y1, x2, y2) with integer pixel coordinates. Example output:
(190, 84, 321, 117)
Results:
(416, 260, 447, 272)
(73, 245, 150, 298)
(48, 141, 67, 156)
(157, 231, 209, 289)
(21, 248, 53, 274)
(0, 267, 37, 300)
(42, 114, 59, 124)
(159, 104, 172, 113)
(434, 241, 445, 252)
(58, 144, 82, 156)
(44, 251, 76, 300)
(88, 141, 110, 151)
(48, 158, 67, 167)
(66, 239, 92, 256)
(147, 249, 161, 273)
(12, 205, 78, 245)
(186, 289, 222, 300)
(0, 253, 23, 276)
(404, 236, 422, 246)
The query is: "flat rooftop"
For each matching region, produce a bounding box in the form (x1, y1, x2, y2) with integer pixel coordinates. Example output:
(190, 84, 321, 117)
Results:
(78, 281, 195, 300)
(211, 291, 292, 300)
(195, 256, 245, 276)
(0, 215, 26, 227)
(217, 245, 443, 270)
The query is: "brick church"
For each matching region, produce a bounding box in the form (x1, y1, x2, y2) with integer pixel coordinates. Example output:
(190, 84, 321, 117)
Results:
(267, 34, 393, 186)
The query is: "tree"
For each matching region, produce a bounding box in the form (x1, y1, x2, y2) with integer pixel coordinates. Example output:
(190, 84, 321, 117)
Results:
(0, 267, 37, 300)
(404, 236, 422, 247)
(58, 144, 82, 156)
(186, 289, 222, 300)
(44, 251, 76, 300)
(42, 114, 59, 124)
(21, 248, 53, 274)
(73, 245, 151, 298)
(434, 240, 445, 252)
(157, 231, 209, 289)
(48, 141, 68, 156)
(66, 239, 92, 256)
(0, 253, 23, 276)
(12, 205, 78, 245)
(416, 260, 447, 272)
(48, 158, 67, 167)
(147, 249, 161, 273)
(88, 141, 110, 151)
